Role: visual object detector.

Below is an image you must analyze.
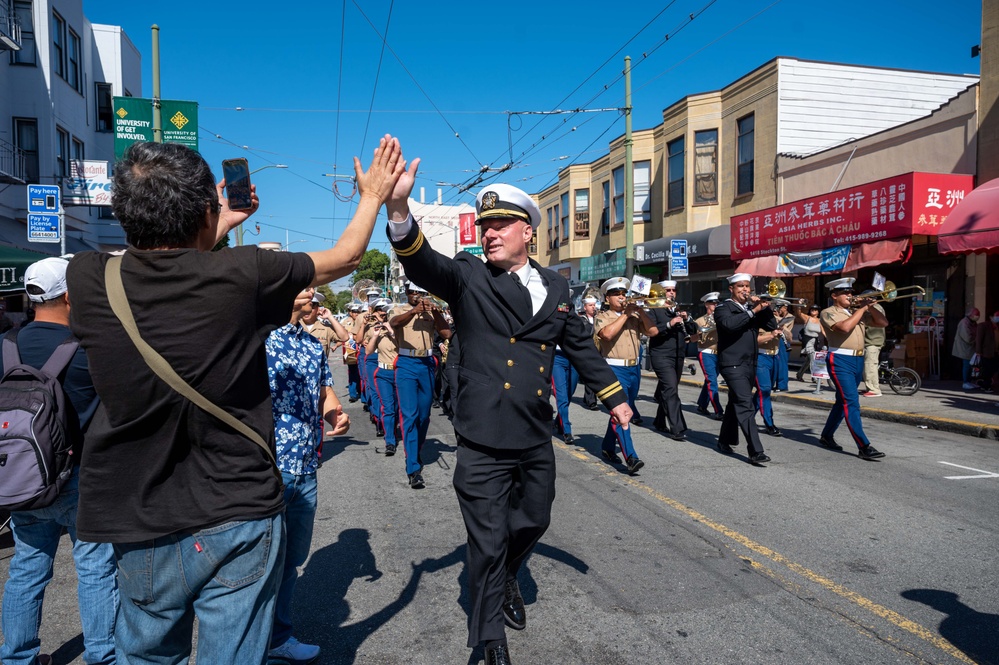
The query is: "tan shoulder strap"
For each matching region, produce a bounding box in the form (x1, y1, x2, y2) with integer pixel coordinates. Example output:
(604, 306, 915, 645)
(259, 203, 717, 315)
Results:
(104, 255, 275, 464)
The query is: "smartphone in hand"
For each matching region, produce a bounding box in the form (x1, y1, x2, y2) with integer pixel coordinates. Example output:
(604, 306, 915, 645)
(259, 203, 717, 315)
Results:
(222, 158, 253, 210)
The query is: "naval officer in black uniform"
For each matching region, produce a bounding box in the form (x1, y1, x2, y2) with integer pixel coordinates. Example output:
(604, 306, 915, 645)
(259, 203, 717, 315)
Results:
(385, 166, 631, 665)
(648, 279, 698, 440)
(714, 273, 778, 466)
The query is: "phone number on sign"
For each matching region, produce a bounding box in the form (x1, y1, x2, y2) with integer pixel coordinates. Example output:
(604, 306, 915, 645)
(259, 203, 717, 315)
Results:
(840, 230, 888, 244)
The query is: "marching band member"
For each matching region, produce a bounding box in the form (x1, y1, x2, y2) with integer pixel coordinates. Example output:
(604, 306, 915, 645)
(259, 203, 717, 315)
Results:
(648, 280, 697, 441)
(366, 299, 401, 460)
(694, 292, 724, 420)
(580, 296, 600, 410)
(754, 296, 784, 437)
(773, 299, 794, 392)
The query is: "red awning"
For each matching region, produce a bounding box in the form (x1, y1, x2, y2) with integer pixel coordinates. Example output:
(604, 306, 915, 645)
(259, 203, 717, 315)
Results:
(735, 238, 910, 277)
(938, 177, 999, 254)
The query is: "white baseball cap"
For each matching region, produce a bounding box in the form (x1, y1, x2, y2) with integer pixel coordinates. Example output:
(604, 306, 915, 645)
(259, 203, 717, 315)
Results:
(24, 256, 71, 303)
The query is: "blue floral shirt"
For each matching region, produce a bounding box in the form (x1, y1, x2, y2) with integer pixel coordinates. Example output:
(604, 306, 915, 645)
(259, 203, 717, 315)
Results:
(265, 323, 334, 475)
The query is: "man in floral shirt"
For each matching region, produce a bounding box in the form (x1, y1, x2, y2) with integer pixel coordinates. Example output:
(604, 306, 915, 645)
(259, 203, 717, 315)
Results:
(265, 288, 350, 663)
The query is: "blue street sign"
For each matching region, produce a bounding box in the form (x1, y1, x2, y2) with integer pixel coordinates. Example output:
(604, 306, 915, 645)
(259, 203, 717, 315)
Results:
(27, 184, 61, 214)
(27, 213, 61, 243)
(670, 238, 687, 259)
(670, 257, 689, 277)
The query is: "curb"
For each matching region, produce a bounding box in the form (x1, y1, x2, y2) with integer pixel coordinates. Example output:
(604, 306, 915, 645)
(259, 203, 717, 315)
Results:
(666, 376, 999, 442)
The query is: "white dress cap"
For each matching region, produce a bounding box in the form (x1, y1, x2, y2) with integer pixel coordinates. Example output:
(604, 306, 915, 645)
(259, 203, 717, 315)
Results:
(657, 280, 677, 288)
(475, 183, 542, 230)
(727, 273, 752, 284)
(600, 276, 631, 297)
(825, 277, 856, 290)
(700, 291, 720, 303)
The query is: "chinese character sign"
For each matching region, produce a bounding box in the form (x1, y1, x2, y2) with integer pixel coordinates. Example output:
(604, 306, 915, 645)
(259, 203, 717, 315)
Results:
(730, 172, 974, 259)
(459, 212, 477, 245)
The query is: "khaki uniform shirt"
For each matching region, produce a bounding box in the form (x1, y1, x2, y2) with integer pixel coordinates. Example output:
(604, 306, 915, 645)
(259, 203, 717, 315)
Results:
(758, 317, 781, 354)
(695, 314, 718, 352)
(375, 330, 399, 365)
(821, 306, 872, 352)
(390, 303, 436, 354)
(594, 310, 641, 360)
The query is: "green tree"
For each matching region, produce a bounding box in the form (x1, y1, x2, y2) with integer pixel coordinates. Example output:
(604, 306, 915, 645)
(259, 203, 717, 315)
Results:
(316, 284, 335, 305)
(352, 249, 390, 285)
(333, 290, 352, 313)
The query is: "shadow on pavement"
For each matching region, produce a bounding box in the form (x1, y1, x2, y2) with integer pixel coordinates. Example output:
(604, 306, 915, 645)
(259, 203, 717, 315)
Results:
(49, 632, 84, 664)
(900, 588, 999, 665)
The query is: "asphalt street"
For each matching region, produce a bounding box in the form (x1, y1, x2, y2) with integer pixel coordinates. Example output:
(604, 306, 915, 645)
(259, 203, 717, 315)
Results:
(2, 365, 997, 665)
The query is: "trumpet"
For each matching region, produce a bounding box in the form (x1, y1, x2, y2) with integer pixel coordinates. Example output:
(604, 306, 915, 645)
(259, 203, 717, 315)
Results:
(421, 295, 448, 311)
(850, 282, 925, 307)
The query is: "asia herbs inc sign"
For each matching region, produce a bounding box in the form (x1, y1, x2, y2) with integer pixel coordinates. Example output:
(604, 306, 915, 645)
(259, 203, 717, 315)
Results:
(63, 160, 112, 206)
(113, 97, 199, 159)
(730, 172, 974, 259)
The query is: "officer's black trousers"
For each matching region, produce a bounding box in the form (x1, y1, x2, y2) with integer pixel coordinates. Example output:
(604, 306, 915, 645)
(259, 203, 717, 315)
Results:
(650, 352, 687, 435)
(583, 385, 597, 408)
(718, 363, 766, 456)
(452, 436, 555, 647)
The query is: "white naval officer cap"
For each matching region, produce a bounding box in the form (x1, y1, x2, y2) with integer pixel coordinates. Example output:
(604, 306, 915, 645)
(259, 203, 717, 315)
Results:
(727, 273, 752, 284)
(825, 277, 856, 291)
(371, 298, 393, 311)
(582, 296, 599, 304)
(405, 282, 428, 294)
(475, 183, 542, 230)
(600, 276, 630, 297)
(700, 291, 720, 303)
(657, 280, 677, 288)
(311, 292, 325, 304)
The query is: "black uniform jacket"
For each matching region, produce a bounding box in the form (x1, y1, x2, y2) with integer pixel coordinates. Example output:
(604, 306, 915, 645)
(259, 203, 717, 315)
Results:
(714, 298, 778, 367)
(390, 223, 626, 449)
(648, 308, 698, 356)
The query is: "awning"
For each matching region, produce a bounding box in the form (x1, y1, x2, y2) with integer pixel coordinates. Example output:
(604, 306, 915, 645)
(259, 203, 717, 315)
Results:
(636, 225, 729, 264)
(735, 238, 911, 277)
(0, 245, 51, 293)
(938, 177, 999, 254)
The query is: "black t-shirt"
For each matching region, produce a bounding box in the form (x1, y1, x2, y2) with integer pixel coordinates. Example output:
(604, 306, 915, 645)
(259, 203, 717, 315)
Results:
(0, 321, 99, 456)
(67, 246, 314, 543)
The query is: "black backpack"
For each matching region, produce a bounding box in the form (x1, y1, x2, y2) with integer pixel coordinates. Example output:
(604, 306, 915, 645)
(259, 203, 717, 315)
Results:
(0, 329, 81, 511)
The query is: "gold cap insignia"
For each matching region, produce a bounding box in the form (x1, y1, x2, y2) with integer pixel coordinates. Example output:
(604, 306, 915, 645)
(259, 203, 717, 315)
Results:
(481, 191, 498, 210)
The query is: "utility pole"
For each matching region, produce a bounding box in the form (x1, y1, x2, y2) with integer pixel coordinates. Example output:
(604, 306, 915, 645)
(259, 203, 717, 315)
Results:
(151, 25, 161, 143)
(623, 56, 634, 280)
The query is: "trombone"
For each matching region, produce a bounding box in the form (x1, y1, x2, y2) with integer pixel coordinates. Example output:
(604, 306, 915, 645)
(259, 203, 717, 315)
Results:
(765, 278, 809, 305)
(851, 282, 925, 307)
(623, 284, 689, 309)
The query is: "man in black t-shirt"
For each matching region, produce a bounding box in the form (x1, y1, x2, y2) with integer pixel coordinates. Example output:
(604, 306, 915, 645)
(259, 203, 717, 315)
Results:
(66, 138, 407, 664)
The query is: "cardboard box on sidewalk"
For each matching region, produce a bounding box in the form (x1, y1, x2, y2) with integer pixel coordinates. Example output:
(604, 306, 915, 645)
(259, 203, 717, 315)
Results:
(889, 343, 906, 361)
(904, 333, 930, 358)
(906, 356, 930, 378)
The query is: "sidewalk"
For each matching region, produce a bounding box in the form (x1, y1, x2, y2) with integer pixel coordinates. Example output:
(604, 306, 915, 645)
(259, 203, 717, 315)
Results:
(652, 362, 999, 441)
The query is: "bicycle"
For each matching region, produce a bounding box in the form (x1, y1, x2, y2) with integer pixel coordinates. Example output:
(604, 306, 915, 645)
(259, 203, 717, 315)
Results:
(877, 359, 921, 395)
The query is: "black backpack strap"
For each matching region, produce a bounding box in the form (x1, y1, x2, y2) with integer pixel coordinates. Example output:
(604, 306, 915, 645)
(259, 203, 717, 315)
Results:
(39, 337, 81, 379)
(2, 328, 21, 369)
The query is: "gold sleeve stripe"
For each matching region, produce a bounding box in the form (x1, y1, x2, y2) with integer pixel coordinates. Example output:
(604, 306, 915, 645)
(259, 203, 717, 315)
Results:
(395, 231, 425, 257)
(596, 382, 622, 400)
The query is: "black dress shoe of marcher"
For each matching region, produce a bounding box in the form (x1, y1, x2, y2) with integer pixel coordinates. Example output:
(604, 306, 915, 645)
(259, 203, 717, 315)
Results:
(563, 433, 575, 444)
(625, 456, 645, 475)
(632, 416, 644, 425)
(765, 425, 783, 437)
(670, 432, 686, 441)
(503, 579, 527, 630)
(749, 452, 771, 465)
(696, 406, 709, 415)
(408, 473, 425, 489)
(384, 444, 397, 456)
(348, 397, 359, 403)
(858, 445, 886, 460)
(485, 644, 512, 665)
(712, 412, 725, 421)
(375, 425, 385, 438)
(586, 404, 600, 411)
(654, 421, 669, 432)
(819, 436, 843, 451)
(717, 441, 734, 455)
(601, 450, 622, 464)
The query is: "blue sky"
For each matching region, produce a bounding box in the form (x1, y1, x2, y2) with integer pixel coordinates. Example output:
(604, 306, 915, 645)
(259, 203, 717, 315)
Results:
(83, 0, 981, 287)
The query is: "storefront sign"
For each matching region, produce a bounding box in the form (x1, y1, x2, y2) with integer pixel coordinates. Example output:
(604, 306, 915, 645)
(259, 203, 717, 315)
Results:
(731, 172, 974, 259)
(580, 248, 625, 282)
(64, 160, 112, 206)
(459, 212, 476, 245)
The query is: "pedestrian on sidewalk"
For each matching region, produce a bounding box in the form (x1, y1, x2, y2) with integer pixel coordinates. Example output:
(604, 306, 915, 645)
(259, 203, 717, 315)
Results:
(975, 311, 997, 393)
(953, 307, 979, 390)
(859, 290, 887, 397)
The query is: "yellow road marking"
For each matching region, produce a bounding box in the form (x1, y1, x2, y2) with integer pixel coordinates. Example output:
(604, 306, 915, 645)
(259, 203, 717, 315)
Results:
(556, 440, 977, 664)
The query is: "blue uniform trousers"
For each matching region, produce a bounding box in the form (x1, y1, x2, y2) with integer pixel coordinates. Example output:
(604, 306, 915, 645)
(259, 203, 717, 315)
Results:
(754, 353, 777, 428)
(602, 364, 639, 460)
(357, 348, 368, 405)
(374, 366, 399, 447)
(396, 355, 436, 475)
(775, 343, 790, 390)
(696, 351, 723, 415)
(823, 353, 872, 449)
(551, 351, 578, 436)
(364, 353, 381, 424)
(347, 362, 361, 400)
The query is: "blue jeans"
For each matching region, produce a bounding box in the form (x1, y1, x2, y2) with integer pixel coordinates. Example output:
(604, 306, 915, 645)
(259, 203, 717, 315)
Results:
(551, 351, 578, 436)
(273, 472, 318, 649)
(113, 513, 284, 665)
(1, 467, 118, 665)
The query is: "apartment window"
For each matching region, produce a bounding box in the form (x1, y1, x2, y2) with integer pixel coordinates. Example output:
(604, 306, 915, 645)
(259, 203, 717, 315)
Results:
(67, 27, 81, 93)
(601, 181, 610, 235)
(72, 137, 84, 161)
(573, 188, 589, 239)
(14, 118, 39, 182)
(11, 0, 35, 65)
(667, 137, 684, 210)
(529, 230, 538, 254)
(737, 114, 755, 196)
(546, 207, 554, 251)
(51, 11, 64, 79)
(552, 203, 560, 247)
(559, 193, 569, 244)
(694, 129, 718, 204)
(56, 126, 69, 177)
(96, 83, 114, 132)
(612, 166, 624, 226)
(633, 161, 651, 223)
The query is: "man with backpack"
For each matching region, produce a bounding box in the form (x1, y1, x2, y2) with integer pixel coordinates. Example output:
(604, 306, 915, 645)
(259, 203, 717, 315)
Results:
(0, 256, 117, 665)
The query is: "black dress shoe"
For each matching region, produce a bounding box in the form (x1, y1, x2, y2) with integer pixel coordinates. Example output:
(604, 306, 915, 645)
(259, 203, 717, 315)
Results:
(632, 416, 644, 425)
(696, 406, 709, 415)
(717, 441, 734, 455)
(586, 404, 599, 411)
(858, 445, 885, 460)
(348, 397, 359, 403)
(385, 444, 397, 456)
(765, 425, 783, 437)
(749, 452, 771, 465)
(485, 644, 512, 665)
(601, 450, 622, 464)
(408, 473, 425, 489)
(819, 436, 843, 451)
(503, 579, 526, 630)
(563, 433, 575, 444)
(670, 432, 686, 442)
(712, 412, 725, 421)
(375, 424, 385, 438)
(654, 422, 669, 433)
(362, 404, 370, 412)
(625, 456, 645, 475)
